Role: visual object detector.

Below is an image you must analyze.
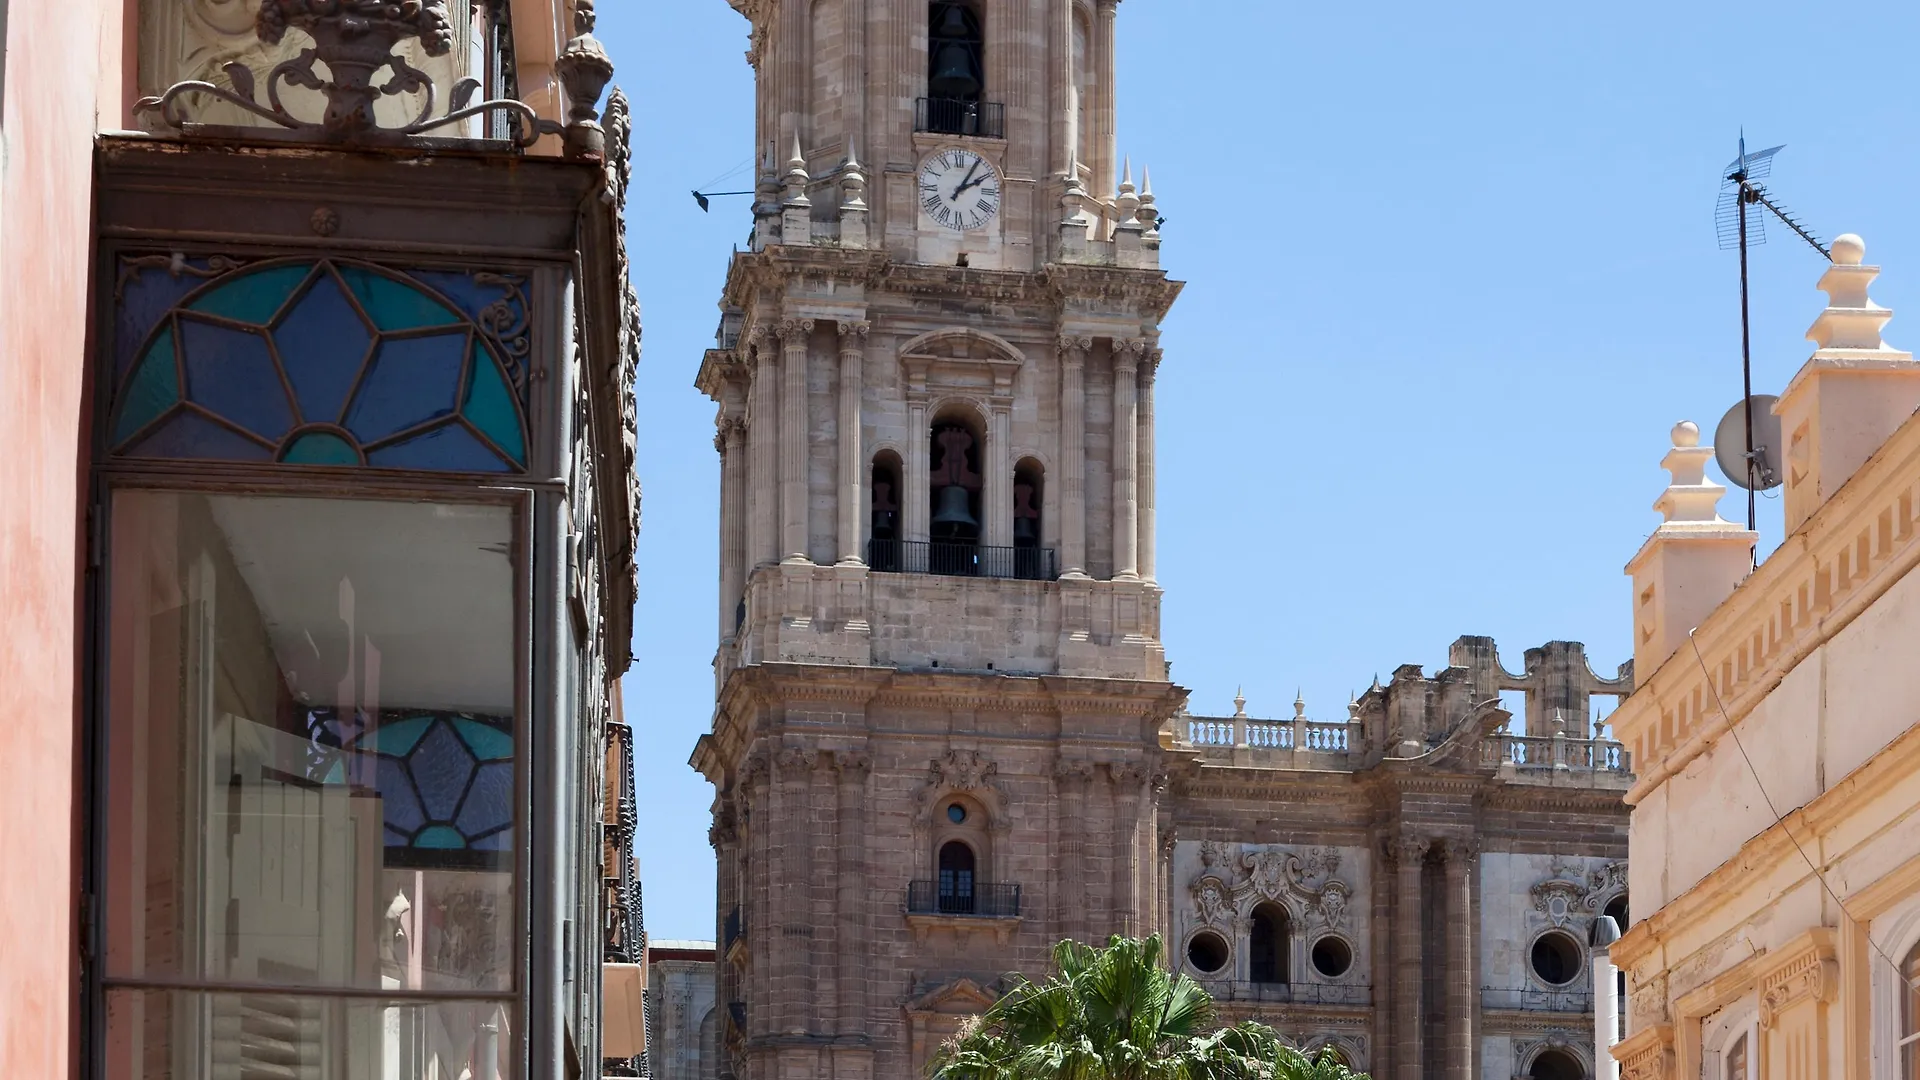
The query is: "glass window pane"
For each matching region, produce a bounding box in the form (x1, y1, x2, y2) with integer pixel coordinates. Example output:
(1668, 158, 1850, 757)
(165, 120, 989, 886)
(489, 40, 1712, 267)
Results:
(104, 491, 517, 995)
(272, 269, 376, 425)
(337, 266, 463, 332)
(114, 325, 181, 446)
(186, 264, 312, 325)
(103, 988, 510, 1080)
(180, 318, 294, 441)
(366, 422, 513, 473)
(345, 332, 469, 443)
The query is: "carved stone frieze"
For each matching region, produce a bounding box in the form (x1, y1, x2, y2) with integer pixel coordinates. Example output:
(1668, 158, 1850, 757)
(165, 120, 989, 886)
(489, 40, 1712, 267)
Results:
(1186, 842, 1356, 932)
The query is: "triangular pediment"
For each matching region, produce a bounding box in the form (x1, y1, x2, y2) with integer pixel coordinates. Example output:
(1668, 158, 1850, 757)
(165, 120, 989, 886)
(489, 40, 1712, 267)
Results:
(904, 976, 999, 1016)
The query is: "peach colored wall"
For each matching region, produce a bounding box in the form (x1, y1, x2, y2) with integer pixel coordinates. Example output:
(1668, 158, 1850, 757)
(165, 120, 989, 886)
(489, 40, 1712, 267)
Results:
(0, 0, 131, 1076)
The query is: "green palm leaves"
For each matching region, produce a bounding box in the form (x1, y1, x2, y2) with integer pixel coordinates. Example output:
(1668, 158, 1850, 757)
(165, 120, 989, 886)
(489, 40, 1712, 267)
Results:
(930, 935, 1367, 1080)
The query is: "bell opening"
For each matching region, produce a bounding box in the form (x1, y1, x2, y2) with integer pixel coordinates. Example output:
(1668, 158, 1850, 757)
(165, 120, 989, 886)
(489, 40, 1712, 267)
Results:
(927, 2, 984, 103)
(928, 419, 983, 546)
(1013, 461, 1043, 550)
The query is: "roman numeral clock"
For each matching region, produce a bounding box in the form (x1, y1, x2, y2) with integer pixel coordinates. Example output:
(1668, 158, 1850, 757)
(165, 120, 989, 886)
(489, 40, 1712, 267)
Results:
(918, 148, 1002, 232)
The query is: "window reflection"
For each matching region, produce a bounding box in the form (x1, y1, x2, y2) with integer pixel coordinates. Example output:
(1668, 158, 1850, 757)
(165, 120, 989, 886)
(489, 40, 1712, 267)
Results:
(104, 491, 516, 1077)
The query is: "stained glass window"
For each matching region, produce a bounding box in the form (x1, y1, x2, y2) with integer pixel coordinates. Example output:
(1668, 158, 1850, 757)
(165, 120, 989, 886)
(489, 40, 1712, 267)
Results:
(109, 257, 531, 472)
(308, 708, 516, 869)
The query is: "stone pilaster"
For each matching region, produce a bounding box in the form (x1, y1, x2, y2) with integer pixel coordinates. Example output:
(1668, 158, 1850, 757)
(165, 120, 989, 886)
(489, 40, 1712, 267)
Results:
(985, 403, 1013, 549)
(1054, 758, 1093, 943)
(1110, 763, 1146, 937)
(1394, 834, 1429, 1080)
(749, 328, 778, 568)
(743, 753, 772, 1039)
(1058, 336, 1090, 578)
(1138, 349, 1158, 583)
(1111, 339, 1144, 581)
(1094, 0, 1118, 197)
(777, 319, 813, 563)
(1444, 839, 1478, 1080)
(809, 751, 838, 1033)
(773, 747, 815, 1034)
(836, 320, 869, 565)
(833, 751, 871, 1037)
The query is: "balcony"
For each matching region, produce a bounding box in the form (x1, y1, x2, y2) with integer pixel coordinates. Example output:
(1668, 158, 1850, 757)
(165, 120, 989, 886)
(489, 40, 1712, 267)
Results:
(915, 97, 1006, 139)
(1210, 982, 1372, 1007)
(1479, 986, 1594, 1013)
(868, 539, 1057, 581)
(906, 880, 1021, 918)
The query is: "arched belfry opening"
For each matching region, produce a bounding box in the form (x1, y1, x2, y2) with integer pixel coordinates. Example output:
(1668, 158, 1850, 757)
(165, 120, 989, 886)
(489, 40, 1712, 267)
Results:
(1013, 458, 1044, 579)
(924, 2, 986, 135)
(928, 412, 983, 574)
(1249, 902, 1290, 985)
(870, 450, 903, 571)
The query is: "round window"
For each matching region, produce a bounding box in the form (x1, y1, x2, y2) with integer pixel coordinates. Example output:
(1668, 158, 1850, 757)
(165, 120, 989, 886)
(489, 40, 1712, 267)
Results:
(1186, 931, 1229, 974)
(1310, 936, 1353, 978)
(1529, 931, 1583, 986)
(947, 804, 967, 824)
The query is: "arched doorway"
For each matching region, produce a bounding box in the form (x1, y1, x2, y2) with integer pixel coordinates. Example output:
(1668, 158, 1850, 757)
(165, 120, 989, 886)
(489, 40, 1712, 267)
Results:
(937, 840, 976, 914)
(1529, 1048, 1584, 1080)
(1249, 902, 1289, 984)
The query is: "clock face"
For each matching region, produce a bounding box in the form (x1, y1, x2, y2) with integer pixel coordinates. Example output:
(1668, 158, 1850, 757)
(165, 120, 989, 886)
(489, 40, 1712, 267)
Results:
(918, 149, 1002, 232)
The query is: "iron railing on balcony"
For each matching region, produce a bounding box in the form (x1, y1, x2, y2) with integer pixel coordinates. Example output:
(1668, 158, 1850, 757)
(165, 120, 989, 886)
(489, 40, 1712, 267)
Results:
(1211, 981, 1372, 1006)
(906, 880, 1022, 918)
(915, 97, 1006, 139)
(723, 906, 743, 953)
(868, 539, 1057, 581)
(1479, 985, 1594, 1013)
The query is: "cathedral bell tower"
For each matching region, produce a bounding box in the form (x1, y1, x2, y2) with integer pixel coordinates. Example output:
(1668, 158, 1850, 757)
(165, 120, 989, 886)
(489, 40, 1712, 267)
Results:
(693, 3, 1184, 1079)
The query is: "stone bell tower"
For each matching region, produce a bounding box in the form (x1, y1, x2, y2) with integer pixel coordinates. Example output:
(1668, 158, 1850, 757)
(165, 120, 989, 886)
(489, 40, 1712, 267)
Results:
(691, 3, 1184, 1080)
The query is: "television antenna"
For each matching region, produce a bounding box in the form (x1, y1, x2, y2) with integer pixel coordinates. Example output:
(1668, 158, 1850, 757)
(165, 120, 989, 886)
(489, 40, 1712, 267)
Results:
(1714, 135, 1832, 537)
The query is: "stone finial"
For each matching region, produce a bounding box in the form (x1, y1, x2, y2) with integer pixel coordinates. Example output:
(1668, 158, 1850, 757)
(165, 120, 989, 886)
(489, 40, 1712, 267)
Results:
(784, 136, 811, 204)
(1138, 167, 1159, 236)
(839, 141, 867, 211)
(1233, 688, 1247, 718)
(1807, 233, 1908, 355)
(1652, 421, 1734, 528)
(1060, 167, 1090, 224)
(1347, 693, 1360, 722)
(554, 0, 614, 159)
(1116, 158, 1140, 218)
(1292, 690, 1306, 721)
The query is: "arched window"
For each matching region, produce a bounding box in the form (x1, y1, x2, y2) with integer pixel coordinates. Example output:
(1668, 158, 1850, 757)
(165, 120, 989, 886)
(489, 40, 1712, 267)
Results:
(1725, 1034, 1749, 1080)
(927, 2, 984, 105)
(1250, 902, 1289, 984)
(937, 841, 976, 914)
(1603, 893, 1629, 930)
(870, 451, 902, 570)
(1013, 458, 1045, 579)
(1901, 941, 1920, 1078)
(1529, 1049, 1583, 1080)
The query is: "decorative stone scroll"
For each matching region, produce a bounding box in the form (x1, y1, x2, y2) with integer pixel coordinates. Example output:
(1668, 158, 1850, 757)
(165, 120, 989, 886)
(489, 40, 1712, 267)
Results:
(1187, 842, 1356, 932)
(1757, 941, 1837, 1028)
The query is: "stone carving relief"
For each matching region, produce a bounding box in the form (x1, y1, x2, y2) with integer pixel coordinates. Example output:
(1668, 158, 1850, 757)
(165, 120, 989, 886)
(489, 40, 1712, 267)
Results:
(1530, 878, 1589, 928)
(1627, 969, 1670, 1026)
(914, 750, 1011, 835)
(1757, 944, 1837, 1029)
(1186, 843, 1355, 932)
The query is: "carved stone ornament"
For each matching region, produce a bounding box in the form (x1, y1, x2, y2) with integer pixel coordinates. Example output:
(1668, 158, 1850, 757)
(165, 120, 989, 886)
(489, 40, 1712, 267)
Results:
(1627, 971, 1669, 1026)
(1194, 843, 1355, 931)
(1191, 875, 1233, 929)
(136, 0, 566, 146)
(1530, 878, 1590, 928)
(916, 750, 1012, 835)
(1757, 946, 1838, 1029)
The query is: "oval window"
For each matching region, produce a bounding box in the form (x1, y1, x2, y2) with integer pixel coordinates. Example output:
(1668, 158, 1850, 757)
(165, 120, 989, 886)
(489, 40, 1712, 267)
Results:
(1310, 936, 1353, 978)
(1186, 931, 1229, 974)
(1529, 931, 1583, 986)
(947, 803, 967, 824)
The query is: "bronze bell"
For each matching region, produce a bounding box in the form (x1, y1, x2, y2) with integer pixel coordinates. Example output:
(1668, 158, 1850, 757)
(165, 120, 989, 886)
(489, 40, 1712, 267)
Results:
(929, 43, 981, 100)
(1013, 515, 1037, 545)
(930, 485, 979, 537)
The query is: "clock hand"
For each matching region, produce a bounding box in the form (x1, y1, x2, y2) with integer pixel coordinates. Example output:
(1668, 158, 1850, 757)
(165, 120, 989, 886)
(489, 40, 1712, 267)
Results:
(949, 160, 981, 201)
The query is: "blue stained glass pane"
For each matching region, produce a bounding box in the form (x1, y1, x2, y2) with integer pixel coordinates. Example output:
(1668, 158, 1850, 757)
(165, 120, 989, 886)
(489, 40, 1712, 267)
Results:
(451, 717, 513, 762)
(385, 826, 412, 846)
(376, 757, 426, 833)
(404, 270, 510, 326)
(187, 264, 312, 325)
(344, 332, 467, 443)
(462, 342, 525, 465)
(409, 722, 475, 821)
(280, 431, 360, 465)
(415, 825, 468, 849)
(116, 262, 211, 377)
(272, 270, 374, 423)
(126, 412, 272, 462)
(180, 318, 293, 441)
(365, 422, 512, 473)
(337, 266, 461, 332)
(370, 715, 433, 756)
(471, 830, 512, 852)
(114, 326, 180, 445)
(456, 761, 513, 838)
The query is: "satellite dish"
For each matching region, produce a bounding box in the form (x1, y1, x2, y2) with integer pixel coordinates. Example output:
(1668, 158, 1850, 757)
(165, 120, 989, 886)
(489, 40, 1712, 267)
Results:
(1714, 394, 1783, 492)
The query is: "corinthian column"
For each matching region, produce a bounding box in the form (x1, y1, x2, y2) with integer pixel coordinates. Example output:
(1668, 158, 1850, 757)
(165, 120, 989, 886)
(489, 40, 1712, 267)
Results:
(1111, 340, 1144, 581)
(749, 328, 778, 568)
(1394, 835, 1428, 1080)
(986, 404, 1013, 549)
(1095, 0, 1119, 194)
(1138, 349, 1159, 583)
(717, 417, 747, 638)
(1445, 840, 1478, 1080)
(836, 321, 869, 565)
(776, 319, 813, 564)
(1058, 336, 1090, 578)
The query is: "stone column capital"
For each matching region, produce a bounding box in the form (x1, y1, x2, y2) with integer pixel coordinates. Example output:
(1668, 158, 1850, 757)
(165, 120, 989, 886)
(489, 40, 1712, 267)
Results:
(775, 746, 818, 782)
(836, 319, 871, 342)
(832, 750, 873, 780)
(775, 317, 815, 342)
(1117, 337, 1151, 361)
(1057, 334, 1092, 359)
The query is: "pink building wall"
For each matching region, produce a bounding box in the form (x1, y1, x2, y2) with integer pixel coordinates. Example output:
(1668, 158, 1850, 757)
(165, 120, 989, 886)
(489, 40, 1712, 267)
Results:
(0, 1, 133, 1075)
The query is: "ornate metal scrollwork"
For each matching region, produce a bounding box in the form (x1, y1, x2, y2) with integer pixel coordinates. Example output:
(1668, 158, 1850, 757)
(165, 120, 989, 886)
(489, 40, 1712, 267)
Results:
(136, 0, 564, 147)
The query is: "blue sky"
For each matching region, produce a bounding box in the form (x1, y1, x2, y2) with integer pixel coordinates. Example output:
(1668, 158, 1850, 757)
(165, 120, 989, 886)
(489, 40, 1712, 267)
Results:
(599, 1, 1920, 941)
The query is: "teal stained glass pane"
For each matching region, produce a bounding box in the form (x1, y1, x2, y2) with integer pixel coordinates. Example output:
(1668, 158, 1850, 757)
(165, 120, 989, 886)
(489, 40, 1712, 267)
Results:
(451, 717, 513, 761)
(414, 825, 468, 850)
(371, 715, 434, 756)
(273, 271, 374, 423)
(126, 412, 272, 462)
(180, 319, 293, 441)
(280, 431, 361, 466)
(366, 422, 512, 473)
(186, 264, 312, 325)
(344, 332, 467, 442)
(114, 326, 180, 445)
(456, 762, 512, 837)
(462, 341, 525, 464)
(337, 266, 461, 332)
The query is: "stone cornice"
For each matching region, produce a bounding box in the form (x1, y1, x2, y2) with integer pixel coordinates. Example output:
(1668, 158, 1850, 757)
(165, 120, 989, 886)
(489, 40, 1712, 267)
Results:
(1613, 405, 1920, 805)
(1756, 929, 1837, 1029)
(1612, 1024, 1673, 1080)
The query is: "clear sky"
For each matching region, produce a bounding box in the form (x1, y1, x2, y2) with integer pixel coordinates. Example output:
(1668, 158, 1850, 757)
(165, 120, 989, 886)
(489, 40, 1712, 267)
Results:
(598, 0, 1920, 941)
